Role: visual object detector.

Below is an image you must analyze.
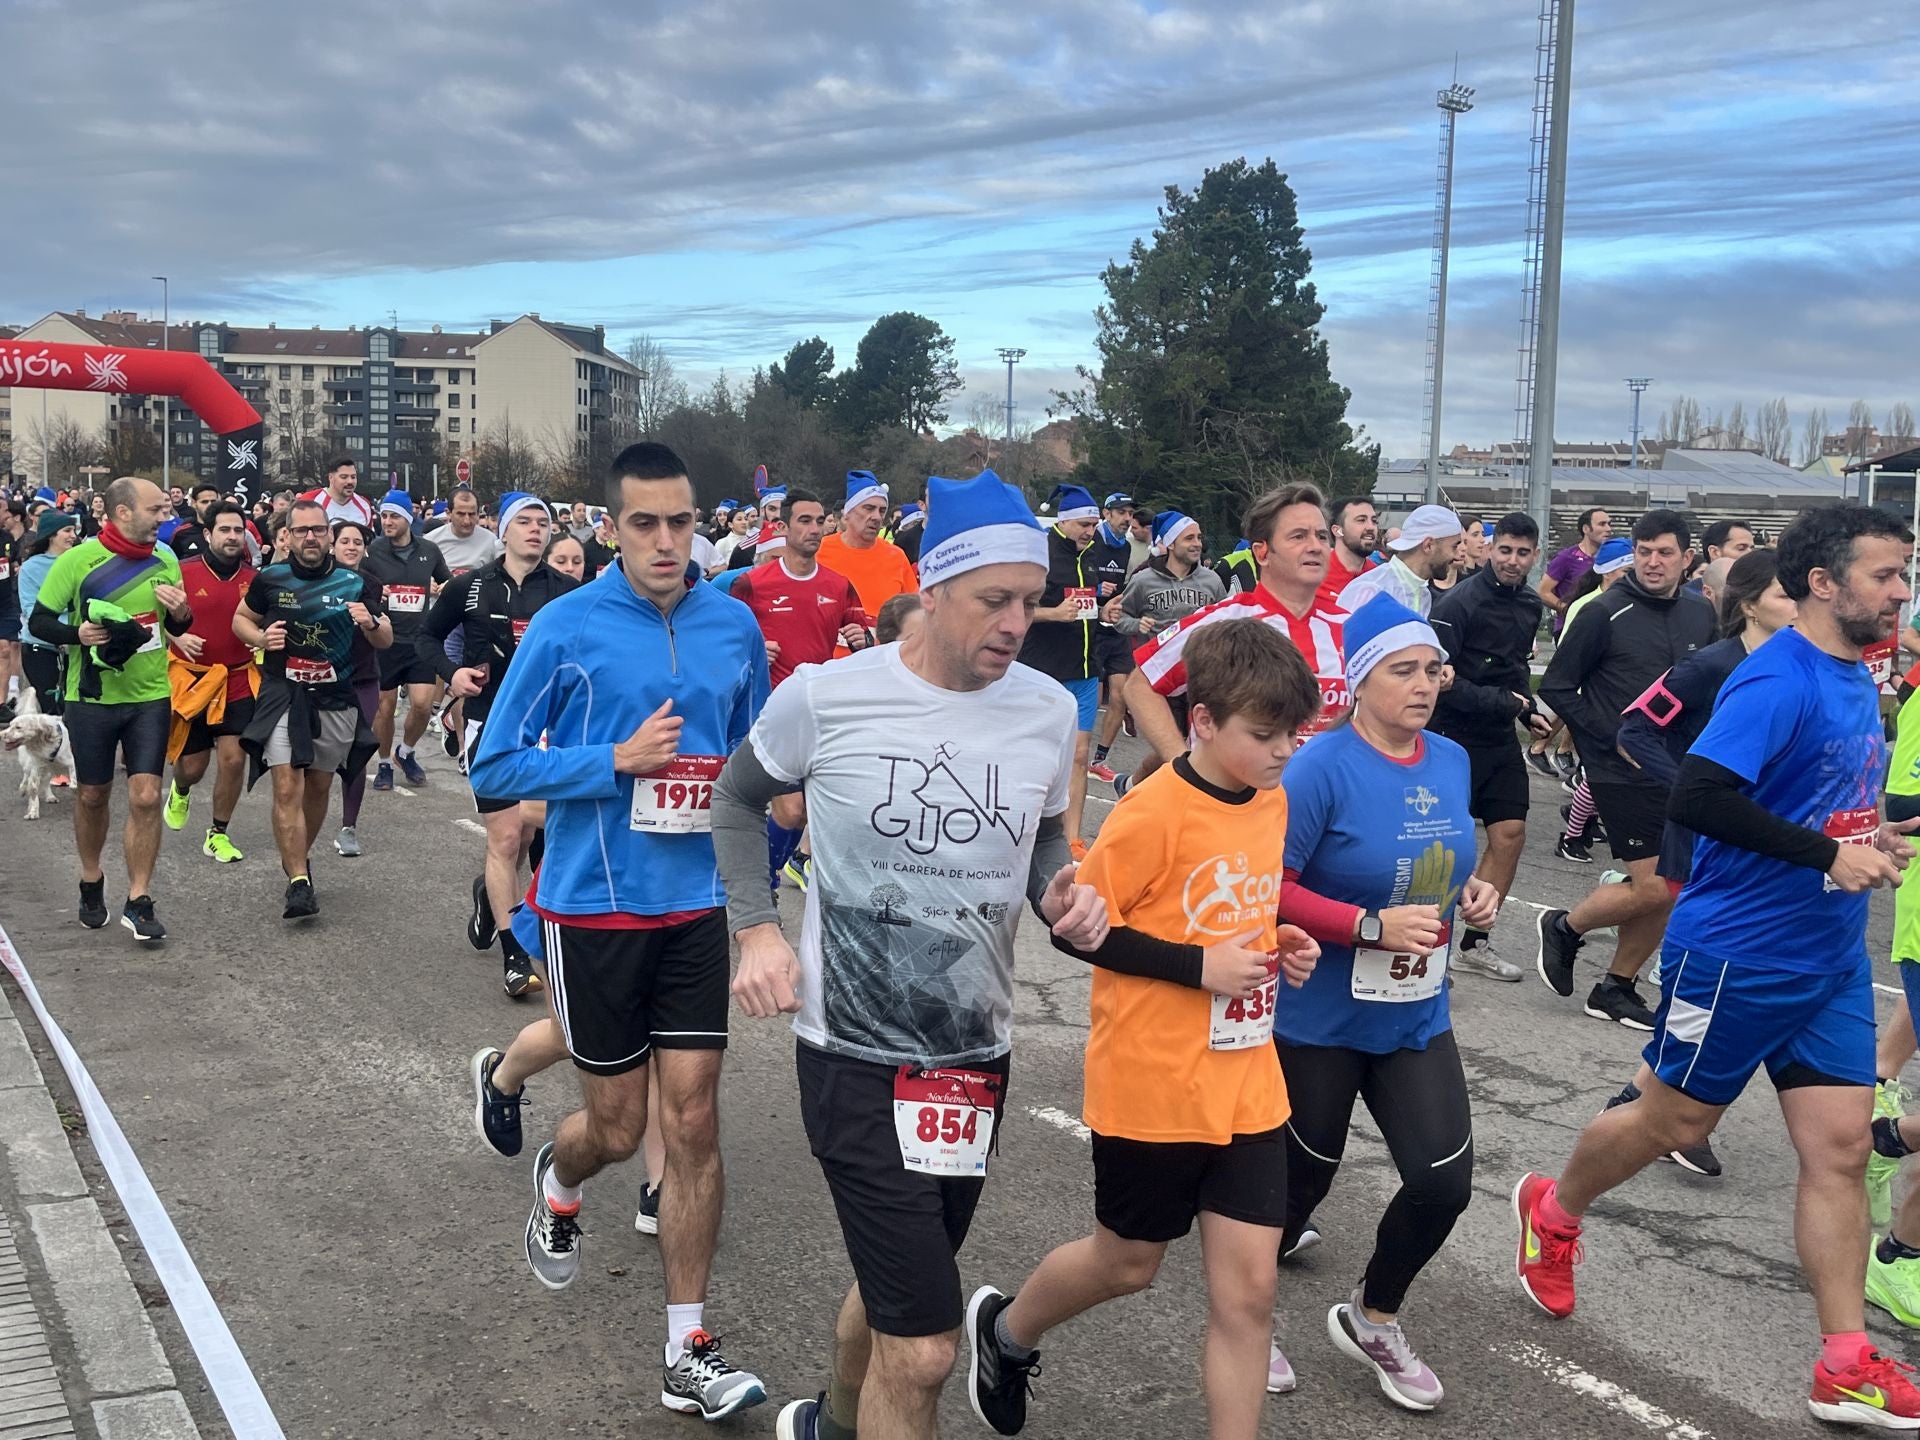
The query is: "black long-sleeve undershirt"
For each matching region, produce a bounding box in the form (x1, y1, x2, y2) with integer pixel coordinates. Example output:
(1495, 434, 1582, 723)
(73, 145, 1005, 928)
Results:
(1667, 753, 1839, 873)
(1050, 926, 1205, 988)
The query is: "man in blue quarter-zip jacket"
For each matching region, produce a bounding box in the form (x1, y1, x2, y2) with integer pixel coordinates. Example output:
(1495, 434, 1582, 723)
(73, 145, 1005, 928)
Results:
(468, 441, 773, 1424)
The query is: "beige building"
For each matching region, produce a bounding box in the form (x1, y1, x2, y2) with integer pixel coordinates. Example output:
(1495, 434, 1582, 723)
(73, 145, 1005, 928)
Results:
(5, 308, 638, 490)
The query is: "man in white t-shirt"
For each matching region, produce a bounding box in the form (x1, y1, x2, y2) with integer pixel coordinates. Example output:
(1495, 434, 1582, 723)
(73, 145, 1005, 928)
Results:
(299, 456, 373, 528)
(1334, 503, 1461, 619)
(716, 468, 1108, 1440)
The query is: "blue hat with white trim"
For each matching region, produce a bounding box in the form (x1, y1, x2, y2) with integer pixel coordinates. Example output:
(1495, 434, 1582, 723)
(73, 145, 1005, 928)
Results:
(845, 470, 887, 511)
(1593, 537, 1633, 574)
(1343, 593, 1441, 689)
(1149, 510, 1198, 556)
(1048, 484, 1099, 523)
(496, 491, 542, 532)
(379, 488, 413, 520)
(918, 470, 1048, 588)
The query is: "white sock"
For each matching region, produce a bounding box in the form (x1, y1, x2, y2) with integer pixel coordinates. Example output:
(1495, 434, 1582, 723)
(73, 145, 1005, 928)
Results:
(665, 1303, 705, 1364)
(395, 742, 414, 760)
(542, 1167, 581, 1212)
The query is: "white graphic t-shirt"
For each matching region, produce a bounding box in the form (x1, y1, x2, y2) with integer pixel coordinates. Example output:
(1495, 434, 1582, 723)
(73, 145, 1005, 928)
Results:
(746, 645, 1077, 1067)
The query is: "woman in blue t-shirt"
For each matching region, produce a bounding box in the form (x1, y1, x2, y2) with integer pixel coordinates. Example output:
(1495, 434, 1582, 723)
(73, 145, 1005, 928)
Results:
(1270, 593, 1499, 1413)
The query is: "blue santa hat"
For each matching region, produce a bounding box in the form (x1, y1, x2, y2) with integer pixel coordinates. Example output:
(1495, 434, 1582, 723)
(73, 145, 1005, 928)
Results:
(1150, 510, 1198, 556)
(758, 485, 788, 507)
(918, 470, 1049, 589)
(495, 491, 543, 532)
(715, 498, 739, 515)
(34, 487, 58, 507)
(379, 488, 414, 520)
(1592, 537, 1634, 575)
(1342, 593, 1441, 689)
(430, 499, 448, 517)
(845, 470, 887, 512)
(1047, 484, 1099, 523)
(896, 501, 924, 529)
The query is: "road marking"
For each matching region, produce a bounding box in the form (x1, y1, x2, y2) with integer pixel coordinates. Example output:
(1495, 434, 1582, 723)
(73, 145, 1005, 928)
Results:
(1493, 1341, 1713, 1439)
(394, 785, 417, 798)
(454, 818, 488, 836)
(1026, 1105, 1091, 1142)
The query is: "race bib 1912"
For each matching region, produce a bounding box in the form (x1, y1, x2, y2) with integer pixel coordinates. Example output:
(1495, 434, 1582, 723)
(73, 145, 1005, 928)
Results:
(629, 754, 723, 833)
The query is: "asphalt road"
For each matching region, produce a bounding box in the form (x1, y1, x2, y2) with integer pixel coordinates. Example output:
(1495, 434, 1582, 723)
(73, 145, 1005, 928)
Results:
(1, 733, 1913, 1439)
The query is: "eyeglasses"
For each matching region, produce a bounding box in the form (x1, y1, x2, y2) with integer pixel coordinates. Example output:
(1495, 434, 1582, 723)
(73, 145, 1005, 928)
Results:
(288, 524, 329, 537)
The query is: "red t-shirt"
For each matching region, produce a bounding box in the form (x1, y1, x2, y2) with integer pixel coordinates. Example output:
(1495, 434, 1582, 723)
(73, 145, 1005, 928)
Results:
(730, 558, 871, 685)
(176, 555, 260, 702)
(1134, 584, 1348, 735)
(1315, 549, 1374, 613)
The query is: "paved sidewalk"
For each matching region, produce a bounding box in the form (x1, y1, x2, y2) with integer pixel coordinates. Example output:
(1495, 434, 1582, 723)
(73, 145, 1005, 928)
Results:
(0, 1004, 200, 1440)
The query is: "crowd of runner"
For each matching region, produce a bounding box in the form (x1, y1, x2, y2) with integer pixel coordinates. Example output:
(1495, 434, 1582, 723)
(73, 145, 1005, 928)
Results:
(6, 452, 1920, 1436)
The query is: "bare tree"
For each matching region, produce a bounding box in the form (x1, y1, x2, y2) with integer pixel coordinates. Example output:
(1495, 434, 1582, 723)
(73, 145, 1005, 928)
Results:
(1847, 400, 1875, 462)
(1799, 406, 1829, 468)
(1888, 402, 1916, 444)
(469, 415, 550, 501)
(624, 334, 690, 437)
(21, 414, 102, 486)
(1726, 401, 1747, 449)
(1756, 397, 1791, 464)
(1656, 394, 1703, 445)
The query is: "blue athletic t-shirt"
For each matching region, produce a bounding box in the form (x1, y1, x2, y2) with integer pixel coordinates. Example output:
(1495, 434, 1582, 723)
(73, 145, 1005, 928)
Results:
(1276, 725, 1475, 1054)
(1665, 626, 1887, 973)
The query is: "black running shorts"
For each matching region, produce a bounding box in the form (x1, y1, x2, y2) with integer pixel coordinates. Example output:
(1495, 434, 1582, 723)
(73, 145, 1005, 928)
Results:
(796, 1040, 1010, 1338)
(1092, 1127, 1287, 1243)
(1463, 740, 1530, 827)
(1095, 628, 1137, 679)
(540, 911, 729, 1075)
(377, 646, 440, 692)
(179, 696, 257, 757)
(65, 698, 170, 785)
(1588, 779, 1667, 862)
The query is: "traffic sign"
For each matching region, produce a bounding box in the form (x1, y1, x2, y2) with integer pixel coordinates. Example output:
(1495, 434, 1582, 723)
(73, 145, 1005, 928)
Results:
(455, 458, 471, 485)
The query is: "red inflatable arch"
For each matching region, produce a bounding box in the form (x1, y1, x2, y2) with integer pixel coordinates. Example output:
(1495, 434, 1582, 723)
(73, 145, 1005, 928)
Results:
(0, 338, 265, 501)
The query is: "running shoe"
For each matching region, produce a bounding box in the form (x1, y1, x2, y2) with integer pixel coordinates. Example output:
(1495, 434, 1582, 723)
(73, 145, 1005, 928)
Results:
(1327, 1294, 1443, 1411)
(77, 878, 108, 930)
(372, 761, 394, 791)
(1085, 759, 1118, 784)
(1512, 1172, 1581, 1318)
(1525, 748, 1558, 779)
(524, 1142, 581, 1290)
(1454, 945, 1523, 982)
(1281, 1224, 1322, 1261)
(776, 1394, 824, 1440)
(333, 825, 362, 858)
(1122, 711, 1137, 739)
(470, 1046, 524, 1158)
(503, 952, 541, 999)
(1665, 1137, 1722, 1177)
(1598, 868, 1629, 887)
(1553, 835, 1593, 865)
(397, 751, 428, 786)
(1268, 1340, 1297, 1394)
(1645, 951, 1663, 990)
(163, 784, 189, 831)
(120, 896, 166, 945)
(1808, 1342, 1920, 1426)
(283, 877, 318, 921)
(635, 1182, 661, 1235)
(966, 1286, 1041, 1435)
(1534, 908, 1581, 997)
(781, 855, 811, 892)
(202, 828, 243, 863)
(467, 874, 497, 951)
(660, 1331, 766, 1421)
(1550, 750, 1578, 780)
(442, 722, 460, 759)
(1867, 1248, 1920, 1329)
(1111, 771, 1131, 799)
(1584, 976, 1656, 1030)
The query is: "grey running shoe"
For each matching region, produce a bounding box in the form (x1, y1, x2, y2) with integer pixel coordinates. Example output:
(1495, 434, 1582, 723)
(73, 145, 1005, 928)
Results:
(660, 1331, 766, 1420)
(1326, 1296, 1444, 1411)
(1453, 945, 1523, 982)
(1268, 1340, 1297, 1394)
(524, 1142, 581, 1290)
(333, 825, 362, 857)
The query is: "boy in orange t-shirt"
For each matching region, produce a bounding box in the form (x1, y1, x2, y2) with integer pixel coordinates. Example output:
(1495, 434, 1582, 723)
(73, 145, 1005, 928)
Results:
(965, 618, 1324, 1440)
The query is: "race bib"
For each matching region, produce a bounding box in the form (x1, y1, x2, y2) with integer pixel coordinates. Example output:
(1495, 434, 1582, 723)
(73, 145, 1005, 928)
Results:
(285, 654, 337, 685)
(1209, 964, 1279, 1050)
(1865, 638, 1897, 691)
(0, 557, 10, 581)
(132, 611, 163, 654)
(1351, 944, 1448, 1003)
(629, 754, 723, 833)
(1824, 806, 1879, 892)
(387, 584, 426, 614)
(892, 1067, 1000, 1176)
(511, 618, 530, 644)
(1065, 587, 1097, 623)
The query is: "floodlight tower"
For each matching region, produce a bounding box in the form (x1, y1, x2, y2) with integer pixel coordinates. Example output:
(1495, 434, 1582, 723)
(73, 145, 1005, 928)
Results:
(1626, 377, 1652, 469)
(996, 347, 1026, 453)
(1515, 0, 1576, 541)
(1422, 79, 1475, 503)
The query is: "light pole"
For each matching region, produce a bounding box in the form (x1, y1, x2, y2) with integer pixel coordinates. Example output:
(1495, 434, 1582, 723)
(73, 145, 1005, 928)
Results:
(996, 347, 1026, 461)
(1625, 378, 1651, 470)
(1423, 80, 1475, 503)
(153, 276, 169, 490)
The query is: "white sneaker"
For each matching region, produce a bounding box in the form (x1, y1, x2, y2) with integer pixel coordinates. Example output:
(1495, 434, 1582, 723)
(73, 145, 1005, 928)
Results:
(1268, 1339, 1297, 1394)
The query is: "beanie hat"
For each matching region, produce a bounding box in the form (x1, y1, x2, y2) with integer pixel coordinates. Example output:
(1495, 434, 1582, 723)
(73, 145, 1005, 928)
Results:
(1047, 484, 1099, 523)
(1592, 537, 1633, 575)
(1343, 593, 1441, 689)
(918, 470, 1048, 589)
(496, 491, 543, 532)
(845, 470, 886, 511)
(379, 488, 414, 520)
(1150, 510, 1198, 556)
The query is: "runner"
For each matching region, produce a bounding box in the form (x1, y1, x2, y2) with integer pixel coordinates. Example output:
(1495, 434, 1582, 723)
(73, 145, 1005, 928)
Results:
(1869, 670, 1920, 1325)
(1018, 483, 1104, 858)
(1427, 512, 1549, 981)
(26, 476, 191, 942)
(299, 456, 373, 528)
(1085, 493, 1137, 784)
(545, 533, 586, 582)
(715, 469, 1103, 1440)
(816, 471, 917, 648)
(156, 480, 224, 562)
(893, 501, 926, 566)
(362, 488, 449, 791)
(1113, 510, 1226, 656)
(1539, 507, 1611, 630)
(1334, 504, 1461, 618)
(1318, 497, 1379, 611)
(420, 491, 575, 996)
(424, 487, 504, 762)
(469, 442, 771, 1421)
(328, 519, 386, 858)
(1514, 504, 1920, 1429)
(1268, 594, 1498, 1411)
(162, 501, 259, 863)
(17, 510, 80, 715)
(0, 499, 23, 720)
(713, 504, 756, 567)
(728, 488, 782, 570)
(969, 618, 1322, 1440)
(1535, 513, 1715, 1027)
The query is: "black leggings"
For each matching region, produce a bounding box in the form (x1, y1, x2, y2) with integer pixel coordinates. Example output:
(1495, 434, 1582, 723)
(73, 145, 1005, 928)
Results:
(1276, 1028, 1473, 1313)
(20, 645, 62, 715)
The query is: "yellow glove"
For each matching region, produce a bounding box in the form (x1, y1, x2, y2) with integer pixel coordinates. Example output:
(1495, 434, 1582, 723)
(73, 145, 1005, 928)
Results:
(1407, 839, 1461, 915)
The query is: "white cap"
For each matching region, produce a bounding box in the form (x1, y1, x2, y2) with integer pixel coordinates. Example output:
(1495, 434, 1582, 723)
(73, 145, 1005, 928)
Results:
(1386, 505, 1464, 552)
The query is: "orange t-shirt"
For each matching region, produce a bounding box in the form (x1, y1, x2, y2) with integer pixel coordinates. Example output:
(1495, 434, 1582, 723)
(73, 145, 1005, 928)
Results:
(818, 533, 918, 655)
(1079, 759, 1290, 1145)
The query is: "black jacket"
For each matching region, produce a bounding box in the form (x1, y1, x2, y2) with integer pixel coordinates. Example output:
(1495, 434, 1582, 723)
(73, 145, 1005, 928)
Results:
(1539, 572, 1716, 787)
(419, 559, 578, 720)
(363, 534, 450, 639)
(1429, 564, 1546, 749)
(1016, 526, 1096, 682)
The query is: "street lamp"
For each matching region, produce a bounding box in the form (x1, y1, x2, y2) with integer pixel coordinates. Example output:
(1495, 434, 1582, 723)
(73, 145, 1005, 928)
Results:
(996, 348, 1026, 458)
(1625, 378, 1652, 470)
(153, 276, 169, 490)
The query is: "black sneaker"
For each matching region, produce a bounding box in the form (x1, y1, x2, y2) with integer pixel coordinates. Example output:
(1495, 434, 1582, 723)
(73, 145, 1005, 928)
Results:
(1550, 750, 1578, 780)
(442, 723, 460, 759)
(120, 896, 165, 945)
(1665, 1137, 1723, 1176)
(467, 874, 497, 951)
(503, 952, 541, 999)
(635, 1182, 661, 1235)
(1111, 771, 1131, 800)
(1535, 908, 1582, 997)
(283, 877, 318, 921)
(1526, 749, 1559, 779)
(469, 1046, 524, 1157)
(77, 878, 109, 929)
(966, 1286, 1041, 1436)
(1553, 835, 1593, 864)
(1584, 976, 1656, 1030)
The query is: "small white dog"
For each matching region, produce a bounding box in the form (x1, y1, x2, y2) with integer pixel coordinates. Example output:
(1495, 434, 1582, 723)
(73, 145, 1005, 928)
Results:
(3, 693, 74, 821)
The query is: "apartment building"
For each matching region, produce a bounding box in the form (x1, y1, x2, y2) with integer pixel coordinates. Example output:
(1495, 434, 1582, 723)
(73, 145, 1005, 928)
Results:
(6, 309, 639, 488)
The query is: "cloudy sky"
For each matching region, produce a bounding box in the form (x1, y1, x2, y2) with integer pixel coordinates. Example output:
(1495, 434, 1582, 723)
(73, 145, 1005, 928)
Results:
(3, 0, 1913, 459)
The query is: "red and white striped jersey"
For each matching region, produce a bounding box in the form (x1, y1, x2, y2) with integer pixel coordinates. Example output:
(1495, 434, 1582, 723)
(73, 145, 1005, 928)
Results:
(1133, 584, 1348, 733)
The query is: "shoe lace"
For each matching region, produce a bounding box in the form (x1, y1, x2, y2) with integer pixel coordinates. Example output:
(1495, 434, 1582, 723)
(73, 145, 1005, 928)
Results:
(1540, 1229, 1584, 1270)
(683, 1331, 739, 1383)
(543, 1207, 579, 1255)
(1860, 1350, 1920, 1392)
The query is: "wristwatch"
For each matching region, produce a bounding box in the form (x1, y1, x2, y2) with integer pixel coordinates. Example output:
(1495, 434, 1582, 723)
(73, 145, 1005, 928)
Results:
(1357, 911, 1384, 946)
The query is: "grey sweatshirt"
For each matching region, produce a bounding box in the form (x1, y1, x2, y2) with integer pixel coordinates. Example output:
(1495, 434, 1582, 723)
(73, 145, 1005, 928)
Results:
(1115, 561, 1227, 635)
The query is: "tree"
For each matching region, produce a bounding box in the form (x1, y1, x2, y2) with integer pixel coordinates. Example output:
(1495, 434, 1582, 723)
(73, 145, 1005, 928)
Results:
(623, 334, 690, 437)
(1061, 157, 1375, 537)
(1799, 406, 1829, 468)
(100, 418, 160, 476)
(22, 414, 102, 487)
(1756, 397, 1792, 464)
(1890, 402, 1917, 445)
(469, 415, 550, 501)
(768, 337, 836, 410)
(1725, 401, 1747, 449)
(834, 312, 963, 435)
(1848, 400, 1875, 462)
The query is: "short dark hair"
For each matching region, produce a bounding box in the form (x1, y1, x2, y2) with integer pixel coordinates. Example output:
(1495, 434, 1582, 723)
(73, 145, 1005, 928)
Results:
(1331, 496, 1374, 528)
(1493, 511, 1539, 544)
(325, 455, 356, 475)
(102, 476, 143, 519)
(202, 500, 248, 531)
(288, 498, 329, 525)
(1577, 507, 1607, 534)
(1243, 484, 1326, 549)
(1700, 519, 1753, 554)
(875, 593, 923, 644)
(1183, 617, 1322, 735)
(606, 442, 692, 513)
(1632, 509, 1690, 550)
(331, 518, 372, 544)
(783, 488, 823, 514)
(1717, 547, 1779, 639)
(190, 481, 222, 500)
(1775, 504, 1911, 602)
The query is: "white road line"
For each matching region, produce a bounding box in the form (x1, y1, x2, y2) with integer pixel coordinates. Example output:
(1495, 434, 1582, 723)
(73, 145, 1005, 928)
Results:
(1493, 1341, 1713, 1439)
(453, 818, 487, 836)
(393, 785, 417, 798)
(1026, 1105, 1091, 1142)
